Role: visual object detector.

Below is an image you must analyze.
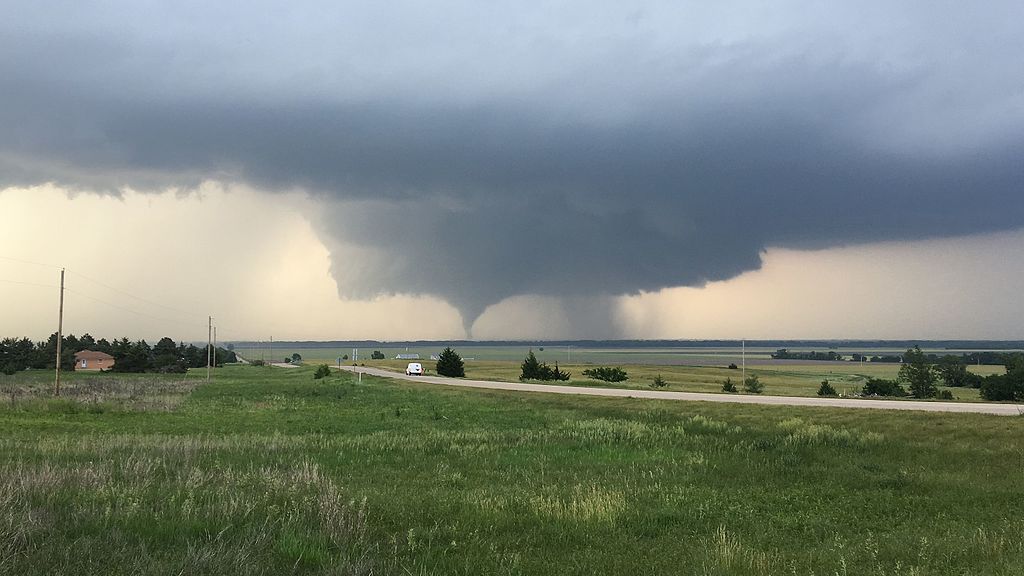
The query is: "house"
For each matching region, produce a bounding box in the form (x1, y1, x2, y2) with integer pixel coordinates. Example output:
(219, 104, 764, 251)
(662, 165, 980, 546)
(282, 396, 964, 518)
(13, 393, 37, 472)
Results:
(395, 353, 420, 360)
(74, 350, 115, 371)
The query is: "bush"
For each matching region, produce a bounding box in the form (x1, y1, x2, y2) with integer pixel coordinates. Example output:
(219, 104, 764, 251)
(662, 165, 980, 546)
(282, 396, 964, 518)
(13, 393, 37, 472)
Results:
(435, 346, 465, 377)
(721, 377, 737, 393)
(582, 367, 628, 382)
(861, 378, 906, 397)
(817, 379, 837, 396)
(728, 363, 738, 370)
(743, 374, 763, 394)
(937, 390, 954, 400)
(371, 350, 386, 360)
(650, 374, 667, 388)
(313, 364, 331, 379)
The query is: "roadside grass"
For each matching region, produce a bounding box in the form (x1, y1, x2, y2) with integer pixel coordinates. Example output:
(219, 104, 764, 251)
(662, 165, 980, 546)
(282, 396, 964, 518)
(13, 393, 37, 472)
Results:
(1, 364, 1023, 574)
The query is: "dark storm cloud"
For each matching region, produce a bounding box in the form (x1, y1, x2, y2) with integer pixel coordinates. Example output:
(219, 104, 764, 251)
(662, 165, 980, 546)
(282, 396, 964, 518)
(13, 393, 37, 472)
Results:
(3, 2, 1024, 329)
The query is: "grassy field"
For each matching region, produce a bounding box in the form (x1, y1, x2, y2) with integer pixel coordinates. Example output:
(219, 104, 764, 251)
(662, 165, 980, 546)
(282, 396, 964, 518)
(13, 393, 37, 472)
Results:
(329, 357, 1004, 402)
(2, 365, 1023, 575)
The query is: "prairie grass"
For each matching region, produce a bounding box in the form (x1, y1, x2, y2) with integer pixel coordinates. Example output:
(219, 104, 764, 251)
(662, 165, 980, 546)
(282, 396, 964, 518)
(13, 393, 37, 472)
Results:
(1, 364, 1022, 574)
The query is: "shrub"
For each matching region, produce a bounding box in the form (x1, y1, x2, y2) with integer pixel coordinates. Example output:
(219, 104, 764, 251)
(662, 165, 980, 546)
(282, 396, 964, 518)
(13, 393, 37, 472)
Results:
(817, 379, 837, 396)
(979, 373, 1024, 401)
(313, 364, 331, 379)
(371, 350, 386, 360)
(435, 346, 465, 377)
(650, 374, 667, 389)
(582, 367, 628, 382)
(861, 378, 906, 397)
(937, 390, 954, 400)
(743, 374, 763, 394)
(728, 363, 738, 370)
(721, 378, 737, 393)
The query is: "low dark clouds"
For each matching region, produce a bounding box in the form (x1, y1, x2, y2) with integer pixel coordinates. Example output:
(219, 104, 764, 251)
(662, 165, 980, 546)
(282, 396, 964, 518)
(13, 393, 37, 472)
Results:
(3, 2, 1024, 331)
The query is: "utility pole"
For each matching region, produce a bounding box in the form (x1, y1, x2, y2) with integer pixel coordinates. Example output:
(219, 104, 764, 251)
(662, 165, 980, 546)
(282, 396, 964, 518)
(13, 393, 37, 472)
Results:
(207, 316, 212, 382)
(213, 326, 217, 369)
(742, 339, 746, 385)
(54, 268, 65, 397)
(269, 336, 273, 365)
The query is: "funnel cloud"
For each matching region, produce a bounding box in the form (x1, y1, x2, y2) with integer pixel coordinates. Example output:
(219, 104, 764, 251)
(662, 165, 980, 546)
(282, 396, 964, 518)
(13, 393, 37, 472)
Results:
(2, 2, 1023, 333)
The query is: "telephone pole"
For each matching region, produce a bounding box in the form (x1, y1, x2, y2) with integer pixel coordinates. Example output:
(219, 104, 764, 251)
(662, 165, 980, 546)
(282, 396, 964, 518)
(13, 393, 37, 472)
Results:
(206, 316, 212, 381)
(213, 326, 217, 369)
(54, 268, 65, 397)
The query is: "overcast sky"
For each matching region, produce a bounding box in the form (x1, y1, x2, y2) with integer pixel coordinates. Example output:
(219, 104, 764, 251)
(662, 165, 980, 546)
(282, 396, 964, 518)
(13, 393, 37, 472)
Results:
(2, 2, 1023, 341)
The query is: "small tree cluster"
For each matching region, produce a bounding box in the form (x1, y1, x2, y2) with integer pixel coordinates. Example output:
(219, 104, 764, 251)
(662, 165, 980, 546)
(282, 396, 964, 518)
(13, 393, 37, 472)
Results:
(370, 350, 386, 360)
(979, 354, 1024, 401)
(520, 350, 570, 381)
(435, 347, 465, 377)
(582, 367, 628, 382)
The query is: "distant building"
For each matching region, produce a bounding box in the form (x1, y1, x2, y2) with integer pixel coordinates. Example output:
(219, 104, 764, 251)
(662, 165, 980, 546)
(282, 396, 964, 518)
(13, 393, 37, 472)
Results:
(395, 353, 420, 360)
(74, 350, 115, 371)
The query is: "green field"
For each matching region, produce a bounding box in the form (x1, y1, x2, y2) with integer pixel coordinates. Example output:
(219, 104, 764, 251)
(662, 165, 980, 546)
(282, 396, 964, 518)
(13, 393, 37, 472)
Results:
(2, 365, 1023, 575)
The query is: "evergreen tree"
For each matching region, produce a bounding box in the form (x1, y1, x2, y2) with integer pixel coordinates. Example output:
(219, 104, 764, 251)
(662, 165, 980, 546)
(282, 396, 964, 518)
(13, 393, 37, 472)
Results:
(520, 349, 542, 380)
(435, 346, 465, 377)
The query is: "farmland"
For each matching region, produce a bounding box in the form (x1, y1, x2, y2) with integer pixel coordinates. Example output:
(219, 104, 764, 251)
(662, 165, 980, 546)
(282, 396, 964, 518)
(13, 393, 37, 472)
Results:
(1, 364, 1023, 575)
(268, 344, 1007, 401)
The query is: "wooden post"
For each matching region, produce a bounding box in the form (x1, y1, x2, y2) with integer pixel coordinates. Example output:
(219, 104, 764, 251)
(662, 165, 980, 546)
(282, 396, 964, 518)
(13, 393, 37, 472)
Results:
(54, 268, 65, 396)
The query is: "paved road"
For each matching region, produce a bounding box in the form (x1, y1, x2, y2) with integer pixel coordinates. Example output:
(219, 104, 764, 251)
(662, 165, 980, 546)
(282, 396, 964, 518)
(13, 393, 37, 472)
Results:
(337, 366, 1024, 416)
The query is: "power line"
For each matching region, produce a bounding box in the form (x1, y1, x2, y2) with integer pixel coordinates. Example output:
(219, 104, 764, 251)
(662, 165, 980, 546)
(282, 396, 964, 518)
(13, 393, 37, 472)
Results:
(0, 278, 59, 289)
(65, 270, 208, 321)
(64, 288, 207, 332)
(0, 255, 63, 269)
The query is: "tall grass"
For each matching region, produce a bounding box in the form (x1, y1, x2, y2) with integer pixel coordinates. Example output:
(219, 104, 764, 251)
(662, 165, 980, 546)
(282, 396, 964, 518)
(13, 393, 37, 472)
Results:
(0, 365, 1022, 574)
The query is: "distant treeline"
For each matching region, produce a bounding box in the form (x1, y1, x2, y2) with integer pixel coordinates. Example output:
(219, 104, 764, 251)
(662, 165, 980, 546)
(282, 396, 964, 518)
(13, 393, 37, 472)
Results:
(772, 349, 1014, 366)
(1, 333, 235, 375)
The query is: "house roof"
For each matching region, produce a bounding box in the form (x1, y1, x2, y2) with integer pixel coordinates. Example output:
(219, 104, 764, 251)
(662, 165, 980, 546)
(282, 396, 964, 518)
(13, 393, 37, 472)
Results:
(74, 350, 114, 361)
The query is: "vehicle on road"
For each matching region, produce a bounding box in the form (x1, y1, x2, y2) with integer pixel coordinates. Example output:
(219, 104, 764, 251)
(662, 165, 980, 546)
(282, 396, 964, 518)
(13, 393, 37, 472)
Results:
(406, 362, 423, 376)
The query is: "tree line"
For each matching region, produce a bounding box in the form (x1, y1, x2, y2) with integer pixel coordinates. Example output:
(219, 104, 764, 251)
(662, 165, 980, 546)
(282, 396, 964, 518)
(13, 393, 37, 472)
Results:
(856, 346, 1024, 401)
(1, 332, 235, 375)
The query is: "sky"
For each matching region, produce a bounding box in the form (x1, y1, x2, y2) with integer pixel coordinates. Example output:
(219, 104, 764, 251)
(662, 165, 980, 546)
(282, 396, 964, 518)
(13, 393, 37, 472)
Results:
(2, 2, 1023, 342)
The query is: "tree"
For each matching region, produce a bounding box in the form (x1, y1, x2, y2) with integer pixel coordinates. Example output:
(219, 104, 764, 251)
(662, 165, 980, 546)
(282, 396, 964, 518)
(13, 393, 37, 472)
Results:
(743, 374, 763, 394)
(817, 379, 837, 396)
(313, 364, 331, 379)
(721, 377, 737, 393)
(435, 347, 465, 377)
(291, 352, 302, 363)
(650, 374, 667, 388)
(520, 350, 542, 381)
(371, 350, 385, 360)
(899, 346, 937, 398)
(938, 355, 969, 387)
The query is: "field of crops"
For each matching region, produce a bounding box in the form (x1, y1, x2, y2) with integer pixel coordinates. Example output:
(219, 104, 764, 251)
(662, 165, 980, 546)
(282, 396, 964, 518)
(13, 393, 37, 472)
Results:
(2, 365, 1022, 575)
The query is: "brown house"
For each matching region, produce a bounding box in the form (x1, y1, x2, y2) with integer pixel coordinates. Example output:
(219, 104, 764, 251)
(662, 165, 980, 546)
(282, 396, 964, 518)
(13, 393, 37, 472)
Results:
(74, 350, 115, 371)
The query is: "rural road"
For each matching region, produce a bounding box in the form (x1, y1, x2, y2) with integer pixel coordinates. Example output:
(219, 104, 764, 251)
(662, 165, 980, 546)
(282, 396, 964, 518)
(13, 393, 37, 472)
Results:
(337, 366, 1024, 416)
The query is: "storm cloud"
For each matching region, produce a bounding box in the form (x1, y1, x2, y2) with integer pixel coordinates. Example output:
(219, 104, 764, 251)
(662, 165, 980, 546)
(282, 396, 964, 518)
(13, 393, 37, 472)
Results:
(3, 2, 1023, 332)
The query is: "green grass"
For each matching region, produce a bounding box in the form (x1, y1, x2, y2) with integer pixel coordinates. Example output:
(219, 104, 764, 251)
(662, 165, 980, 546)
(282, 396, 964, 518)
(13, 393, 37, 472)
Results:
(1, 365, 1023, 574)
(350, 358, 1000, 401)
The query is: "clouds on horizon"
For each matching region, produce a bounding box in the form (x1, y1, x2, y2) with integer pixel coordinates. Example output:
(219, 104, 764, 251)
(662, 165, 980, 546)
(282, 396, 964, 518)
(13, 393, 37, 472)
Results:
(3, 2, 1024, 332)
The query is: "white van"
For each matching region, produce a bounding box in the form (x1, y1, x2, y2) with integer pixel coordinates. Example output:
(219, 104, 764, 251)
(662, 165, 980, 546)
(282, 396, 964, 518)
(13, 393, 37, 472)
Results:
(406, 362, 423, 376)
